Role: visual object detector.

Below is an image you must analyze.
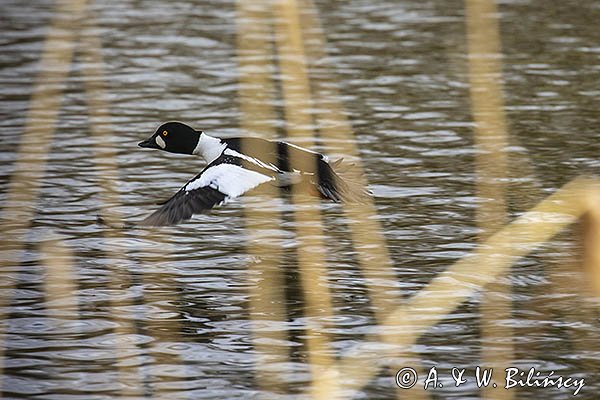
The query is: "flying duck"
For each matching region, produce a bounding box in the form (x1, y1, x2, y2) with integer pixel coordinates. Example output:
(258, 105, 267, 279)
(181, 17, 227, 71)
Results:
(137, 122, 369, 226)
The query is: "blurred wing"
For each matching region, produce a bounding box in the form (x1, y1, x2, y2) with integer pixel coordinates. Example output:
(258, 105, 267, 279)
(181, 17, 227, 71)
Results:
(140, 185, 227, 226)
(140, 158, 274, 227)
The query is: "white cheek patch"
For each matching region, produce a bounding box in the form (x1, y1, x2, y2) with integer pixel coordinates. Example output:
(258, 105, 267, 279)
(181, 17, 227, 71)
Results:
(155, 135, 166, 149)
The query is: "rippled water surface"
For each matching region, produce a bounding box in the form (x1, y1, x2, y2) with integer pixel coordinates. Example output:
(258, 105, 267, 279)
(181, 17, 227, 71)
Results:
(1, 0, 600, 399)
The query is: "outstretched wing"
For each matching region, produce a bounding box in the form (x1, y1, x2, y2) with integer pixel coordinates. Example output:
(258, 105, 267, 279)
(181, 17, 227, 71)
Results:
(140, 185, 227, 226)
(140, 154, 275, 226)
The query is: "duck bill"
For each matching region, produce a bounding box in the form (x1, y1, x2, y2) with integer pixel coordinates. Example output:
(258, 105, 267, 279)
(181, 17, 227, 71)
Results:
(138, 138, 159, 149)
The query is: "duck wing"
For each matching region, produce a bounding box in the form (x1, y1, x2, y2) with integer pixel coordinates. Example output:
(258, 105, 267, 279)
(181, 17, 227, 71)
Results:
(140, 153, 275, 226)
(223, 137, 370, 203)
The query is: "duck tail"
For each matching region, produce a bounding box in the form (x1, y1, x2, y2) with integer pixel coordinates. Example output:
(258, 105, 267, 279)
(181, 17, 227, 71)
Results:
(316, 158, 372, 203)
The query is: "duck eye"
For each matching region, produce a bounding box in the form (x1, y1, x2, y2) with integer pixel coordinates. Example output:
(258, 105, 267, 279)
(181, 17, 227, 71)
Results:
(162, 130, 168, 136)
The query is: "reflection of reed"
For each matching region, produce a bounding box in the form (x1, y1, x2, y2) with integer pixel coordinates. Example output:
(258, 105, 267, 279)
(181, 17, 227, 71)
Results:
(297, 1, 429, 398)
(273, 0, 338, 397)
(298, 0, 402, 324)
(85, 9, 198, 394)
(0, 2, 153, 395)
(323, 177, 600, 394)
(0, 0, 87, 390)
(41, 239, 79, 320)
(236, 0, 289, 394)
(236, 1, 278, 138)
(79, 27, 148, 397)
(4, 0, 599, 398)
(559, 211, 600, 381)
(583, 209, 600, 296)
(464, 0, 512, 398)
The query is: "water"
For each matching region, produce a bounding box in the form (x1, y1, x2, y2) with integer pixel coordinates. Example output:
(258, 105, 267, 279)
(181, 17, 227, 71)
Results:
(1, 0, 600, 399)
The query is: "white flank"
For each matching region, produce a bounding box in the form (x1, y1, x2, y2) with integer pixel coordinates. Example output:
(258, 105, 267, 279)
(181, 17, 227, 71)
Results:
(155, 135, 166, 149)
(224, 148, 279, 172)
(193, 132, 227, 163)
(185, 164, 274, 197)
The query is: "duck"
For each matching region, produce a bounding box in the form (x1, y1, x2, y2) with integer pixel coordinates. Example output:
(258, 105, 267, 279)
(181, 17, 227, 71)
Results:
(137, 121, 369, 226)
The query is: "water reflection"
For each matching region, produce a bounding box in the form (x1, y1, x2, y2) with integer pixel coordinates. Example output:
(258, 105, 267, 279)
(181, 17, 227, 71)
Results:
(1, 0, 600, 399)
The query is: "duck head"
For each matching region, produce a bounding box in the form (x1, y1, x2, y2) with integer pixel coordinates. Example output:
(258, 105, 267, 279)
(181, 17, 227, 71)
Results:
(138, 122, 201, 155)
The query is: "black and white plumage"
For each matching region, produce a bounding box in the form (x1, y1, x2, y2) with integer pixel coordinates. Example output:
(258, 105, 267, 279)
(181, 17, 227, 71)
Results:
(138, 122, 369, 226)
